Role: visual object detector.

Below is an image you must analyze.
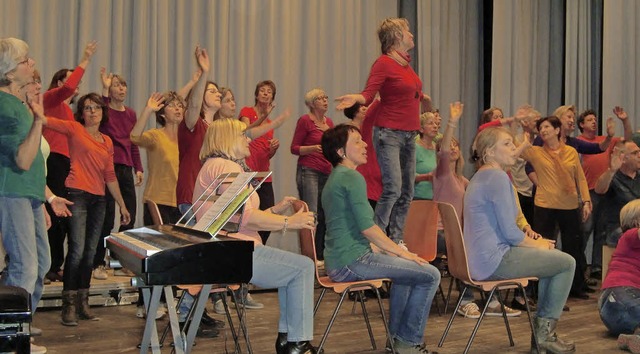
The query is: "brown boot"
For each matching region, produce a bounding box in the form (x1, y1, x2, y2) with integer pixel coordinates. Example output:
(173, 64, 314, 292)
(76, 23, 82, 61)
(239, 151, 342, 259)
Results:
(61, 290, 78, 326)
(76, 288, 98, 320)
(531, 316, 575, 354)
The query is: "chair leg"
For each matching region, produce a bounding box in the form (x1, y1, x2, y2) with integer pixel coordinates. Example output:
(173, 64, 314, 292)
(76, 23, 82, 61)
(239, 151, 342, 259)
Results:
(317, 291, 349, 353)
(230, 285, 253, 354)
(314, 288, 327, 316)
(443, 276, 455, 315)
(495, 290, 515, 346)
(221, 294, 241, 354)
(438, 284, 468, 347)
(464, 288, 498, 354)
(358, 289, 376, 350)
(373, 287, 395, 354)
(521, 284, 541, 354)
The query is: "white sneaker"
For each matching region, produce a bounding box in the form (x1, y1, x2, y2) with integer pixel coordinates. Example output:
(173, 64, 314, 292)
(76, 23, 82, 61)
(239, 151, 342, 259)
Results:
(92, 265, 108, 280)
(397, 240, 409, 252)
(315, 260, 325, 269)
(214, 299, 226, 315)
(457, 302, 481, 319)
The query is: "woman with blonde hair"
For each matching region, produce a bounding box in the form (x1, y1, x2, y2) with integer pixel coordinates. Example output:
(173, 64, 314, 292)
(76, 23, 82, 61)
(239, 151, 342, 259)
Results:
(465, 127, 576, 353)
(336, 18, 432, 247)
(599, 199, 640, 353)
(291, 88, 334, 262)
(413, 112, 438, 202)
(196, 118, 318, 354)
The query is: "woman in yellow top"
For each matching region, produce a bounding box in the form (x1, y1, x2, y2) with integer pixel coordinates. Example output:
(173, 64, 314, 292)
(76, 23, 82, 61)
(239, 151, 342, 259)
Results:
(520, 116, 592, 299)
(130, 92, 184, 225)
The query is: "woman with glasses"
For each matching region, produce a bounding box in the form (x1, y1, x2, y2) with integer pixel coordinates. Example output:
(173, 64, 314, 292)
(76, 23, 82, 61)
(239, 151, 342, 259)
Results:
(131, 92, 185, 225)
(291, 88, 334, 263)
(42, 92, 131, 326)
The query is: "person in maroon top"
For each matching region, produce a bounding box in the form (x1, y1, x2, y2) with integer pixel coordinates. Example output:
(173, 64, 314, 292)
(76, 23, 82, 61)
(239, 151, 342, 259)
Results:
(599, 200, 640, 353)
(240, 80, 281, 244)
(93, 68, 144, 280)
(336, 18, 432, 246)
(42, 41, 97, 283)
(291, 88, 334, 261)
(353, 98, 383, 209)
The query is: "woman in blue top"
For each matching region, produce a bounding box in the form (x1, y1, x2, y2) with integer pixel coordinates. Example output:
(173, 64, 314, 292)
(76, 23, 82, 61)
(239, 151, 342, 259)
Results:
(321, 124, 440, 354)
(464, 127, 576, 354)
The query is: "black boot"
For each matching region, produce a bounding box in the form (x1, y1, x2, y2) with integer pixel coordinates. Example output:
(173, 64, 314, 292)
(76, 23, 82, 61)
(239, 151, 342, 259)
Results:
(275, 332, 288, 354)
(285, 341, 317, 354)
(61, 290, 78, 326)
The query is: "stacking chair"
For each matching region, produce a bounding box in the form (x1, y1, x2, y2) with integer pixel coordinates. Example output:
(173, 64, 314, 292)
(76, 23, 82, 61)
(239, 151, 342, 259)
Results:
(0, 285, 31, 353)
(436, 202, 540, 354)
(145, 200, 163, 226)
(402, 200, 450, 314)
(294, 200, 395, 353)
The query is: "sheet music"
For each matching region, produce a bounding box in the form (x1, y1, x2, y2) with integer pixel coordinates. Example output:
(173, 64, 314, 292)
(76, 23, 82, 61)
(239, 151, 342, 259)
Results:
(193, 172, 257, 233)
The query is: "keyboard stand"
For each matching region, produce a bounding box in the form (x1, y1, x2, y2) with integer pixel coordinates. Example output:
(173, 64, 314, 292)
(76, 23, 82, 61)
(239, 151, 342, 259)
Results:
(138, 284, 212, 354)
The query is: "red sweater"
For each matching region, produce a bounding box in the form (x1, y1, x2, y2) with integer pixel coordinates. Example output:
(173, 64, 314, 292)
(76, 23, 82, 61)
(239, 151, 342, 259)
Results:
(602, 228, 640, 290)
(176, 119, 208, 205)
(361, 55, 423, 131)
(45, 118, 116, 196)
(241, 106, 274, 183)
(356, 100, 382, 201)
(290, 114, 333, 175)
(42, 66, 85, 157)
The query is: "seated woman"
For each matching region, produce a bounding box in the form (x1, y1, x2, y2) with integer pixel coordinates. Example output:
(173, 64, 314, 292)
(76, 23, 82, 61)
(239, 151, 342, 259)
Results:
(320, 124, 440, 354)
(599, 199, 640, 353)
(465, 127, 576, 353)
(193, 118, 317, 354)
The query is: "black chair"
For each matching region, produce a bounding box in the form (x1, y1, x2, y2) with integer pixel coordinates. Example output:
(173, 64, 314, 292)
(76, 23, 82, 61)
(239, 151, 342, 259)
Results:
(0, 285, 32, 353)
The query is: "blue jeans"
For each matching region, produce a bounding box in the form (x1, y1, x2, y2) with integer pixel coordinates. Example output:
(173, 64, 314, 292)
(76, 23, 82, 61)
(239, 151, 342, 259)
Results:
(63, 189, 106, 290)
(327, 251, 440, 346)
(178, 203, 196, 226)
(599, 287, 640, 335)
(373, 127, 417, 242)
(250, 245, 315, 341)
(296, 165, 328, 260)
(486, 247, 575, 319)
(0, 197, 51, 312)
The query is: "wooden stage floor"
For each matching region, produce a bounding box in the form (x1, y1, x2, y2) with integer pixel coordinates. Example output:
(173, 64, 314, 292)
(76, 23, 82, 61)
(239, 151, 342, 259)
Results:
(33, 276, 620, 354)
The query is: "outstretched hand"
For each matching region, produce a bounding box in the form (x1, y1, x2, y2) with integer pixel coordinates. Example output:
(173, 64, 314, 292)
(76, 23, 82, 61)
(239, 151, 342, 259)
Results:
(195, 46, 210, 73)
(100, 67, 113, 89)
(26, 91, 45, 122)
(146, 92, 166, 112)
(449, 101, 464, 122)
(606, 117, 616, 137)
(613, 106, 628, 121)
(335, 95, 357, 110)
(82, 40, 98, 62)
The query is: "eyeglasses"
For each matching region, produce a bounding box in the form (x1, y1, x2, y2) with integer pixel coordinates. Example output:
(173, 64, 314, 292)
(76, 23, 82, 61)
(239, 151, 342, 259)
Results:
(166, 101, 185, 109)
(314, 95, 328, 101)
(83, 105, 102, 112)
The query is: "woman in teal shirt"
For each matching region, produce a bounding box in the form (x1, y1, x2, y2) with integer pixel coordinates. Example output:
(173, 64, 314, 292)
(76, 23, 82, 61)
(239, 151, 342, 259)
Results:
(321, 124, 440, 354)
(414, 112, 438, 200)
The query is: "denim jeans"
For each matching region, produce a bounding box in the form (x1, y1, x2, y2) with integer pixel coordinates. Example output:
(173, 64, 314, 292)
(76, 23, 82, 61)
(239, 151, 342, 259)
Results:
(486, 247, 575, 319)
(178, 203, 196, 226)
(296, 165, 328, 260)
(599, 287, 640, 335)
(327, 251, 440, 346)
(63, 188, 106, 290)
(0, 197, 51, 312)
(373, 127, 417, 243)
(250, 245, 315, 341)
(582, 190, 604, 270)
(95, 164, 137, 267)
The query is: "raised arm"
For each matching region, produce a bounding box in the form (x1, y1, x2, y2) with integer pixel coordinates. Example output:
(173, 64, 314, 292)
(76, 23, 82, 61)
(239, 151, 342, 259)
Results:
(246, 109, 290, 139)
(441, 101, 463, 153)
(44, 41, 96, 108)
(177, 68, 202, 100)
(613, 106, 633, 141)
(15, 93, 45, 170)
(131, 93, 165, 138)
(594, 147, 622, 194)
(99, 67, 112, 98)
(599, 117, 616, 151)
(184, 46, 210, 130)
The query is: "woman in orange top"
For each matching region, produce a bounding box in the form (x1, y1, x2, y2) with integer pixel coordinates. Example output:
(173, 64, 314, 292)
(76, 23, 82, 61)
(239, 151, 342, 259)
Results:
(44, 93, 131, 326)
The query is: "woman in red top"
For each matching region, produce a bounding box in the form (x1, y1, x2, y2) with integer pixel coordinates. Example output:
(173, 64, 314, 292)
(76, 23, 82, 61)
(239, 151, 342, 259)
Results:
(43, 93, 130, 326)
(291, 88, 334, 261)
(336, 18, 432, 245)
(599, 200, 640, 352)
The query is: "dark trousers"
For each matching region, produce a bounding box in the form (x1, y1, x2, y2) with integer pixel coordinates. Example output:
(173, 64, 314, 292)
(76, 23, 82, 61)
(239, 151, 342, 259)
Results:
(63, 189, 106, 290)
(45, 153, 70, 273)
(94, 164, 137, 268)
(257, 182, 275, 244)
(533, 206, 586, 293)
(517, 192, 534, 224)
(143, 203, 181, 226)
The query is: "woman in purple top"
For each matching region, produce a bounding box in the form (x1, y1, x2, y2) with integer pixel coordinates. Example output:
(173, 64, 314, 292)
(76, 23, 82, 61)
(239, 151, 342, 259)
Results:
(464, 127, 576, 353)
(290, 88, 334, 261)
(599, 200, 640, 352)
(94, 68, 143, 279)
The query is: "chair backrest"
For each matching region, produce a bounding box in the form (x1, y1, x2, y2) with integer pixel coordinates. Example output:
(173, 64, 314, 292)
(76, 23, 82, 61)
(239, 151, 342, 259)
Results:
(437, 202, 474, 284)
(403, 200, 439, 261)
(145, 200, 163, 225)
(293, 200, 325, 281)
